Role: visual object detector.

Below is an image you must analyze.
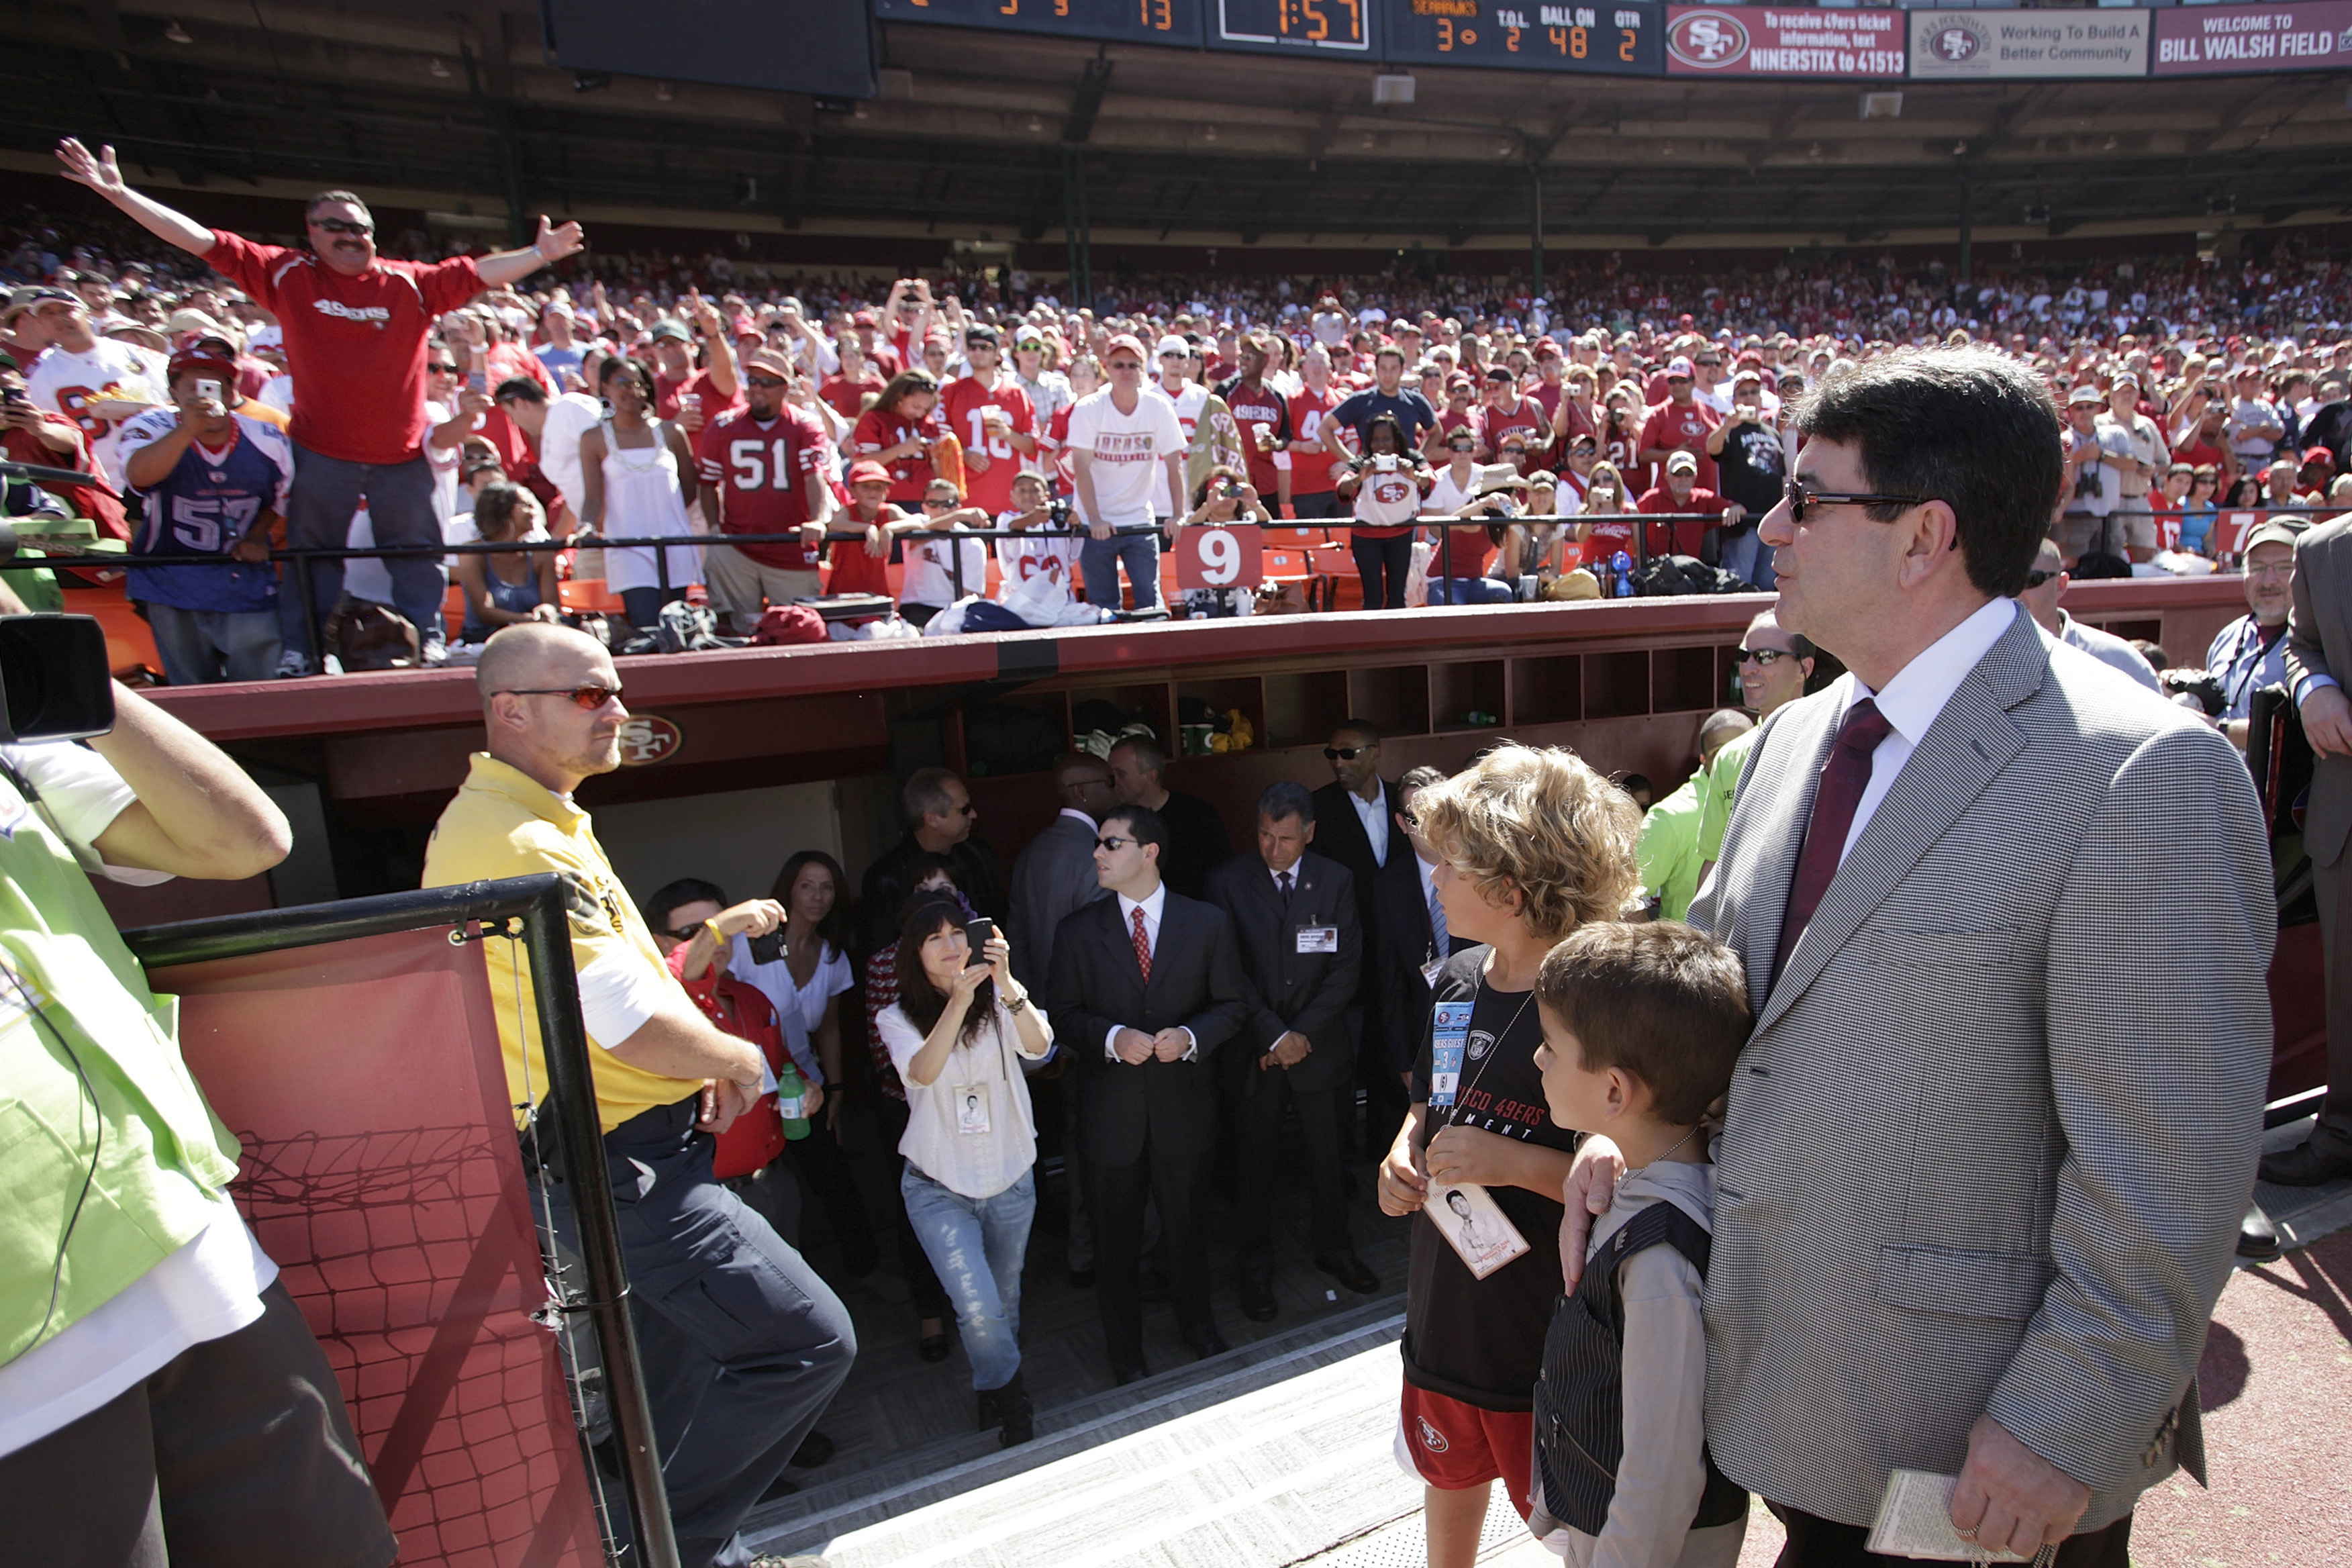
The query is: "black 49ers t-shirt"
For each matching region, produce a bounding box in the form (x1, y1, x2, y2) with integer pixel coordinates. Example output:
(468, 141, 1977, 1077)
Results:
(1403, 945, 1579, 1410)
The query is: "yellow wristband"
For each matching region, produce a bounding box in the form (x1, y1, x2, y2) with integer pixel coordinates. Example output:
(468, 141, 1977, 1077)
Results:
(702, 918, 725, 947)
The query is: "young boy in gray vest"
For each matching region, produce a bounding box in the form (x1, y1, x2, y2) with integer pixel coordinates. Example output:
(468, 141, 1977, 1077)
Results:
(1527, 922, 1752, 1565)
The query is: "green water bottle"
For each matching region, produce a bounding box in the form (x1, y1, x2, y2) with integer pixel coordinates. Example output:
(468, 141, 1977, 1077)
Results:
(776, 1061, 812, 1141)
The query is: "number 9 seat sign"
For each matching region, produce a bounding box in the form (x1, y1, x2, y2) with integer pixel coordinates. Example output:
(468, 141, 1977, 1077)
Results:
(1175, 523, 1264, 591)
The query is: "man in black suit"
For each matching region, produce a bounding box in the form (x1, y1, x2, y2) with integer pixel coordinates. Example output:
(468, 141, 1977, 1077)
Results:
(856, 766, 1005, 960)
(1367, 765, 1454, 1089)
(1108, 734, 1231, 899)
(1044, 804, 1251, 1381)
(1205, 783, 1377, 1322)
(1006, 753, 1116, 991)
(1309, 719, 1407, 1153)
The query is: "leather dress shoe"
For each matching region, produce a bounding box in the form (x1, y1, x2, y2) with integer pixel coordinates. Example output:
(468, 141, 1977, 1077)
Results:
(1181, 1324, 1231, 1360)
(1238, 1275, 1277, 1322)
(2258, 1137, 2352, 1187)
(2237, 1205, 2283, 1262)
(1316, 1252, 1381, 1295)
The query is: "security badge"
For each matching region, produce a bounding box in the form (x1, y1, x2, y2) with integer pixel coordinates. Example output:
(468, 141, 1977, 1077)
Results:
(1294, 924, 1338, 954)
(954, 1082, 992, 1136)
(1429, 999, 1473, 1108)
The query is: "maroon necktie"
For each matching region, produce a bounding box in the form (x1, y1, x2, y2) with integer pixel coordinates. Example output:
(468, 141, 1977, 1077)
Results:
(1131, 905, 1153, 984)
(1771, 698, 1894, 989)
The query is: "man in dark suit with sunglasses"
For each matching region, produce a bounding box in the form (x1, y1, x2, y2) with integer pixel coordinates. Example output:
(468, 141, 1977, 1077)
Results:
(1044, 805, 1249, 1382)
(1311, 720, 1408, 1152)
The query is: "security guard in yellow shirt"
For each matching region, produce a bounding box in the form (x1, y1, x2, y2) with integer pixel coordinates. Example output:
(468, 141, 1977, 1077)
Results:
(422, 623, 852, 1568)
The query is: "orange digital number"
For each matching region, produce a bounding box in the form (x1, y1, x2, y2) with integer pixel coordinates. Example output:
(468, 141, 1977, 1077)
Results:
(1330, 0, 1359, 40)
(1303, 0, 1328, 40)
(1277, 0, 1291, 34)
(999, 0, 1017, 13)
(1506, 25, 1522, 50)
(1620, 27, 1636, 61)
(1057, 0, 1070, 13)
(1140, 0, 1171, 29)
(1436, 16, 1453, 49)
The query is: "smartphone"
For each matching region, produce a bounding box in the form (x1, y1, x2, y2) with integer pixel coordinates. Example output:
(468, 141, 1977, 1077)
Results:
(747, 928, 786, 966)
(965, 916, 995, 955)
(193, 378, 223, 404)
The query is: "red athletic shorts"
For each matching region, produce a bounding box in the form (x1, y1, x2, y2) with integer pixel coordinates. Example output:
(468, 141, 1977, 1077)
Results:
(1393, 1381, 1534, 1518)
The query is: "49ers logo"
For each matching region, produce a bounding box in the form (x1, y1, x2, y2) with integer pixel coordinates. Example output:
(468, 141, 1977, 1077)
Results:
(1416, 1416, 1449, 1454)
(616, 716, 683, 765)
(1667, 9, 1749, 68)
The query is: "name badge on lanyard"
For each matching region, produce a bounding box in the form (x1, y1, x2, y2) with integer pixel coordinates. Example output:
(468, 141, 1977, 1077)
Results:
(1429, 999, 1473, 1108)
(1295, 925, 1338, 954)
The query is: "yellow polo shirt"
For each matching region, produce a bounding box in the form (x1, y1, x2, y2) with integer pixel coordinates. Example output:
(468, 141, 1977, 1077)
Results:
(422, 753, 701, 1132)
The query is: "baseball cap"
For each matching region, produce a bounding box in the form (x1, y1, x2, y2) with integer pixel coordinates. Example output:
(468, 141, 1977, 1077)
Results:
(1013, 324, 1046, 346)
(742, 348, 795, 379)
(1666, 450, 1699, 475)
(1155, 334, 1189, 358)
(2067, 384, 2104, 405)
(544, 297, 574, 318)
(2302, 445, 2335, 465)
(3, 284, 75, 322)
(846, 460, 893, 485)
(851, 309, 878, 327)
(649, 319, 691, 344)
(1665, 356, 1694, 378)
(1104, 333, 1147, 362)
(964, 323, 1000, 347)
(166, 307, 231, 342)
(167, 346, 240, 384)
(2245, 520, 2302, 554)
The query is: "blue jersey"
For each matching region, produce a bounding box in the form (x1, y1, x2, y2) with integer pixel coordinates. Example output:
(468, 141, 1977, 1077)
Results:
(115, 409, 292, 614)
(1329, 387, 1437, 455)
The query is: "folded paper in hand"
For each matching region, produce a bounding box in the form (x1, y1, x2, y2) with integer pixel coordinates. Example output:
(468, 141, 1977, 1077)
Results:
(1866, 1470, 2057, 1566)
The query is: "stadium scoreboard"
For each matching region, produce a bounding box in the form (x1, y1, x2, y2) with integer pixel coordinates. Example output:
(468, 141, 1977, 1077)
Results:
(1212, 0, 1373, 56)
(1381, 0, 1659, 75)
(871, 0, 1206, 47)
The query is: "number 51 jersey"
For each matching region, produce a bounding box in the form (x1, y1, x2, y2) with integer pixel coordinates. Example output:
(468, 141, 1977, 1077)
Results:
(115, 408, 293, 614)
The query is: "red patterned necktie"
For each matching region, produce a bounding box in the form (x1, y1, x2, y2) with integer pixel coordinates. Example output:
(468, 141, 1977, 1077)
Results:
(1131, 904, 1152, 983)
(1771, 697, 1894, 989)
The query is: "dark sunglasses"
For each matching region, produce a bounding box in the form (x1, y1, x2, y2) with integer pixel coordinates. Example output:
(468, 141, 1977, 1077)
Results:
(311, 217, 373, 237)
(427, 362, 460, 374)
(1094, 834, 1134, 851)
(2024, 569, 2059, 589)
(661, 922, 710, 943)
(1783, 478, 1934, 524)
(498, 684, 624, 710)
(921, 497, 954, 509)
(746, 373, 790, 389)
(1736, 647, 1794, 667)
(1324, 744, 1374, 761)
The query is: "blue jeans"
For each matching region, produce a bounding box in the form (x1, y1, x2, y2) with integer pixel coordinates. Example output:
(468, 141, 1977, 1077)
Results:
(544, 1097, 856, 1568)
(144, 603, 282, 685)
(283, 444, 446, 648)
(1718, 524, 1775, 590)
(1081, 528, 1161, 609)
(1429, 577, 1514, 605)
(899, 1163, 1035, 1393)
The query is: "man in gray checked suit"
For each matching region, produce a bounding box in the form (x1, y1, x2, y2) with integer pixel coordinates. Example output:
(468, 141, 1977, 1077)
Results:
(2265, 511, 2352, 1186)
(1610, 348, 2273, 1565)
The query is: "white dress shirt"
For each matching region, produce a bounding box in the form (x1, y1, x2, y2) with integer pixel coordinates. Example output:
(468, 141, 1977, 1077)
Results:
(1827, 595, 2018, 867)
(1349, 785, 1391, 868)
(1103, 881, 1197, 1060)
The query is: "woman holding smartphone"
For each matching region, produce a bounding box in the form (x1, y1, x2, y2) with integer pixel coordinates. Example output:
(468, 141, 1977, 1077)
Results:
(875, 901, 1055, 1446)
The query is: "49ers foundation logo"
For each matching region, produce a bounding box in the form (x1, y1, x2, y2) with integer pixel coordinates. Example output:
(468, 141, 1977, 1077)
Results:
(1416, 1416, 1449, 1454)
(617, 716, 683, 765)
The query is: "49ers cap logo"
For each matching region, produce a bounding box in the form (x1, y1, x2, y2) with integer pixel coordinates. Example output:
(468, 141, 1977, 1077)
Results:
(617, 715, 683, 765)
(1667, 9, 1749, 69)
(1416, 1416, 1449, 1454)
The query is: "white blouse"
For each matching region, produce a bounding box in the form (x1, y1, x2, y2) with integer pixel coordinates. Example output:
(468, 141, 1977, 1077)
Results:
(877, 997, 1055, 1200)
(730, 934, 853, 1087)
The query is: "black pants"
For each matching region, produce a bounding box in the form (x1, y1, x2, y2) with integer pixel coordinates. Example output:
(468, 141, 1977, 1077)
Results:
(783, 1113, 879, 1277)
(1351, 532, 1414, 609)
(871, 1094, 951, 1319)
(0, 1281, 395, 1568)
(1230, 1068, 1350, 1277)
(1088, 1140, 1213, 1373)
(1775, 1506, 2132, 1567)
(1291, 491, 1344, 522)
(618, 584, 689, 630)
(548, 1097, 856, 1568)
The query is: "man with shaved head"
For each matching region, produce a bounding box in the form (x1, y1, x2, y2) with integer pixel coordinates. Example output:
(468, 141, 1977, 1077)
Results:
(424, 623, 854, 1568)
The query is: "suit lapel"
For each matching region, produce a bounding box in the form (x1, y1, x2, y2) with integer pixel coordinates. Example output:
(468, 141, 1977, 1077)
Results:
(1753, 611, 2044, 1036)
(1730, 698, 1841, 1018)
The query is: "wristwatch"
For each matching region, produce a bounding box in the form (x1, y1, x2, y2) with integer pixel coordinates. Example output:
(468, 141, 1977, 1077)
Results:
(1005, 991, 1030, 1015)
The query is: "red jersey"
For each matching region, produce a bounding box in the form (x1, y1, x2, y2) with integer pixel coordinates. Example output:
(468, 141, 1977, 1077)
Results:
(940, 374, 1036, 515)
(828, 508, 897, 596)
(1576, 513, 1638, 567)
(1218, 377, 1291, 495)
(1044, 403, 1077, 495)
(697, 406, 829, 569)
(655, 367, 735, 427)
(1636, 484, 1726, 558)
(668, 946, 790, 1181)
(852, 406, 938, 504)
(820, 369, 884, 422)
(1479, 397, 1549, 461)
(202, 228, 481, 465)
(1287, 386, 1345, 498)
(1638, 399, 1720, 492)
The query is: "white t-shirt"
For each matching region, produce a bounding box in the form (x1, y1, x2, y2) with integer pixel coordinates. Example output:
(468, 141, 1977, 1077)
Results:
(994, 516, 1083, 605)
(899, 524, 989, 610)
(1065, 387, 1185, 529)
(728, 934, 853, 1086)
(24, 338, 168, 488)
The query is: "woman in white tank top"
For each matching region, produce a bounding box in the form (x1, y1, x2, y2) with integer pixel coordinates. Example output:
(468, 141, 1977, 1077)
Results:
(579, 356, 701, 630)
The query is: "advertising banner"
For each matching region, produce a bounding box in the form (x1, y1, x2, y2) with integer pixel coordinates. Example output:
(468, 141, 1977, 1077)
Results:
(1910, 9, 2150, 79)
(1665, 5, 1904, 77)
(1382, 0, 1661, 75)
(2153, 0, 2352, 75)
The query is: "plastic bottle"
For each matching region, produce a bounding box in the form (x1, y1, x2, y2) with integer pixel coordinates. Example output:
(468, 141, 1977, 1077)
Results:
(1612, 550, 1635, 597)
(776, 1061, 812, 1141)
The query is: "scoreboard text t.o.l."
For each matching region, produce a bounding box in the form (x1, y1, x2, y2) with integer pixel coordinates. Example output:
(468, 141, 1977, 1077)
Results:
(1381, 0, 1662, 75)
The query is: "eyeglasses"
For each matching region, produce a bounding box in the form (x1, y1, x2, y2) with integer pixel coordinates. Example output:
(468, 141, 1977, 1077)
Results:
(922, 497, 956, 509)
(1324, 744, 1375, 761)
(746, 374, 789, 389)
(1782, 478, 1935, 524)
(427, 362, 460, 374)
(1738, 646, 1799, 668)
(1094, 834, 1134, 852)
(311, 217, 373, 237)
(660, 922, 709, 943)
(2024, 569, 2060, 589)
(497, 684, 624, 710)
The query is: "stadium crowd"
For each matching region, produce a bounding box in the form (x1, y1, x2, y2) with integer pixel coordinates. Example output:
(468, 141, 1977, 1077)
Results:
(4, 142, 2351, 681)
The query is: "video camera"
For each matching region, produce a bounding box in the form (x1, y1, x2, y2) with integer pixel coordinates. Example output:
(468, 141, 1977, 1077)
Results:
(0, 501, 120, 743)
